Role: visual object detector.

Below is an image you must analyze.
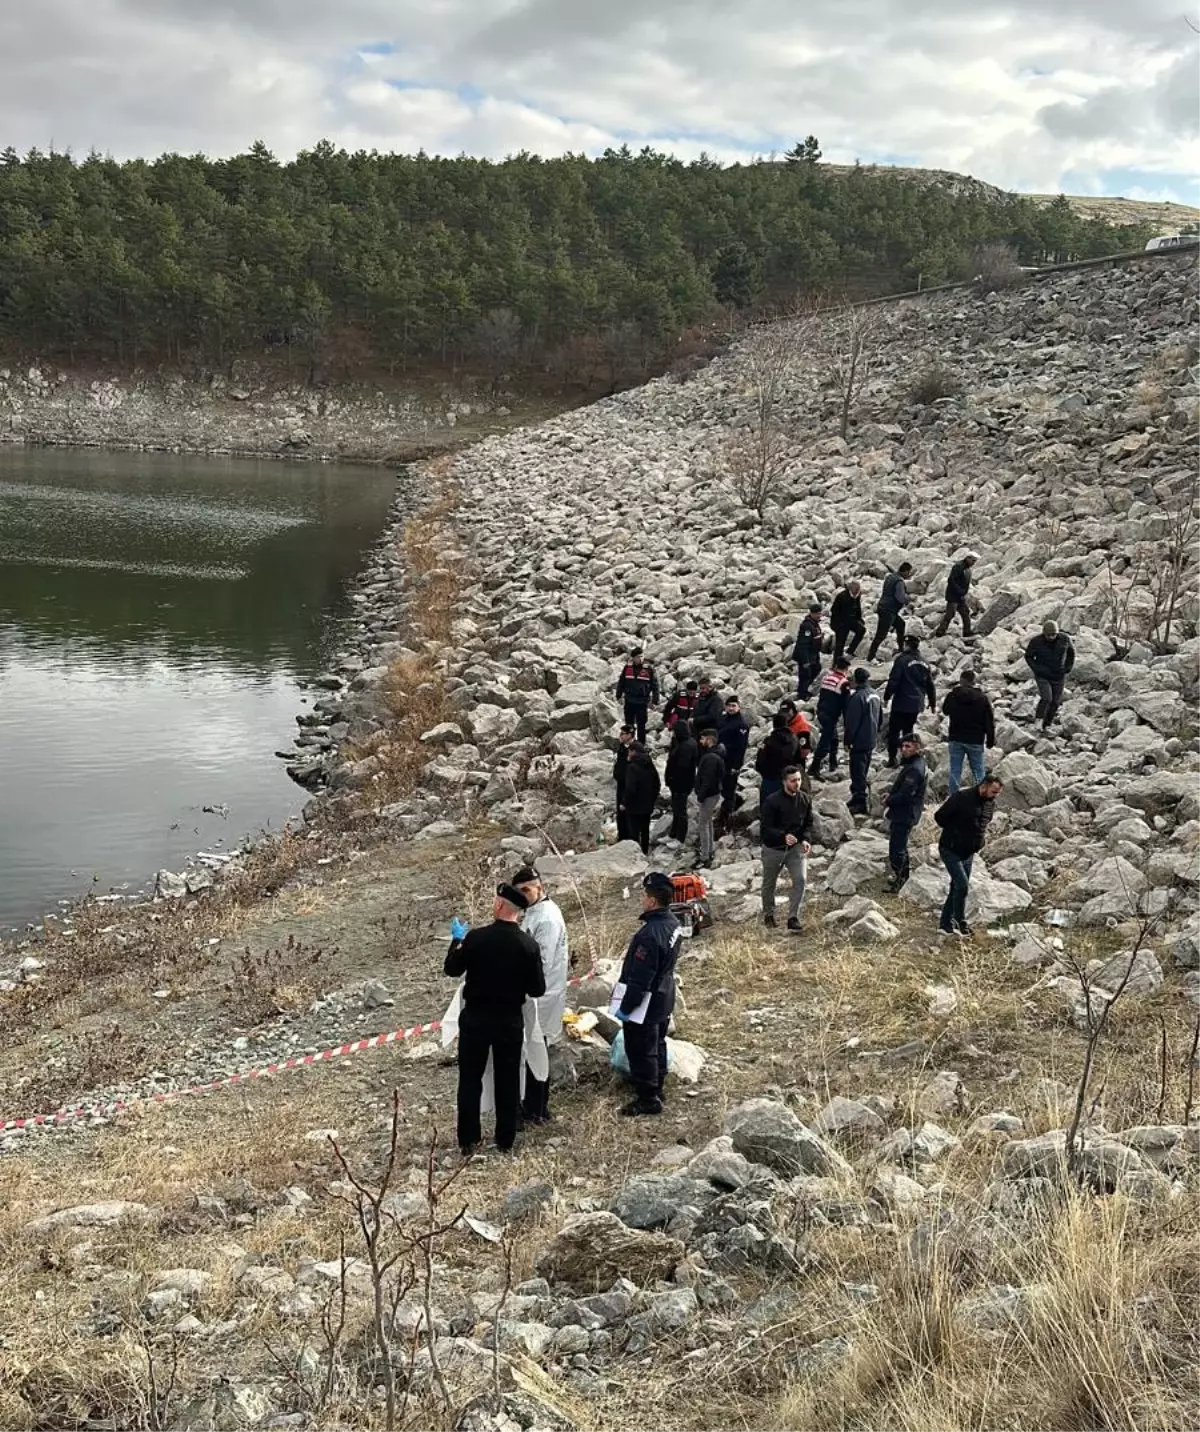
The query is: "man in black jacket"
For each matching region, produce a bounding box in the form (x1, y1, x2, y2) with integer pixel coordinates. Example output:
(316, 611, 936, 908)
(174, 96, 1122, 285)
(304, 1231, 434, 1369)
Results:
(717, 695, 751, 827)
(611, 726, 635, 841)
(883, 733, 927, 889)
(791, 603, 824, 699)
(693, 729, 725, 868)
(844, 668, 882, 815)
(934, 553, 977, 637)
(1024, 620, 1076, 729)
(620, 742, 660, 854)
(810, 658, 851, 779)
(691, 675, 724, 735)
(883, 635, 937, 766)
(615, 872, 683, 1116)
(759, 765, 813, 931)
(445, 884, 546, 1154)
(941, 669, 995, 793)
(830, 582, 866, 664)
(755, 712, 798, 802)
(615, 647, 659, 743)
(664, 723, 698, 842)
(933, 774, 1003, 937)
(867, 563, 913, 661)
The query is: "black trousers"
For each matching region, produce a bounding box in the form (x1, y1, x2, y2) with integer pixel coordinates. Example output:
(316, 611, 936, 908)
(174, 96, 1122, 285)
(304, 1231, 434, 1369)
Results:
(868, 612, 905, 660)
(623, 1019, 668, 1108)
(795, 659, 820, 699)
(811, 720, 840, 773)
(888, 815, 916, 882)
(886, 706, 918, 764)
(832, 624, 866, 663)
(456, 1016, 523, 1151)
(719, 764, 743, 819)
(522, 1068, 550, 1122)
(935, 600, 972, 637)
(616, 805, 631, 842)
(848, 747, 871, 810)
(668, 789, 689, 841)
(623, 702, 649, 742)
(628, 812, 651, 854)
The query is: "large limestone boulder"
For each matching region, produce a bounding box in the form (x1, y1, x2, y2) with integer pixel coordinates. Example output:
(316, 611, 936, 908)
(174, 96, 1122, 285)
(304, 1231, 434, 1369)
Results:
(824, 833, 890, 896)
(725, 1098, 852, 1178)
(535, 1212, 683, 1288)
(994, 750, 1057, 810)
(538, 840, 648, 883)
(899, 860, 1032, 924)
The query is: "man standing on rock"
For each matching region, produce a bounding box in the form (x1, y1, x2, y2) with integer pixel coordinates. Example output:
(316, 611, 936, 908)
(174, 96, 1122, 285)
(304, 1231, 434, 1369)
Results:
(612, 726, 635, 842)
(513, 867, 569, 1127)
(615, 647, 659, 743)
(1024, 620, 1075, 730)
(620, 741, 661, 855)
(717, 694, 751, 830)
(664, 721, 698, 843)
(933, 773, 1003, 937)
(844, 668, 881, 816)
(830, 581, 866, 664)
(941, 669, 995, 793)
(445, 884, 545, 1155)
(693, 728, 726, 868)
(791, 602, 824, 699)
(614, 872, 683, 1116)
(754, 711, 798, 803)
(934, 553, 977, 638)
(867, 562, 913, 661)
(691, 675, 724, 735)
(883, 635, 937, 767)
(759, 765, 813, 931)
(883, 733, 927, 890)
(810, 658, 851, 781)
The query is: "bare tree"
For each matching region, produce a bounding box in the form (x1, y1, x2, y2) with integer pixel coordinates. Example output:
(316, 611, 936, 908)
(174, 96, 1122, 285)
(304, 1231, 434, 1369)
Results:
(827, 301, 880, 440)
(722, 324, 799, 517)
(1146, 491, 1199, 653)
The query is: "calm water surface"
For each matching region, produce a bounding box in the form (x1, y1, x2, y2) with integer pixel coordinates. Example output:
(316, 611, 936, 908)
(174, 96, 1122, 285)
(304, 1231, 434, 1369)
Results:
(0, 449, 397, 932)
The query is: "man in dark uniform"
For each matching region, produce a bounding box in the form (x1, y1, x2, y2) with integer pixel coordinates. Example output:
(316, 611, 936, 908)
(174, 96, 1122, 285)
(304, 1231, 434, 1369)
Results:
(445, 883, 545, 1155)
(611, 725, 635, 841)
(614, 872, 683, 1117)
(615, 647, 659, 743)
(791, 603, 824, 698)
(829, 581, 866, 664)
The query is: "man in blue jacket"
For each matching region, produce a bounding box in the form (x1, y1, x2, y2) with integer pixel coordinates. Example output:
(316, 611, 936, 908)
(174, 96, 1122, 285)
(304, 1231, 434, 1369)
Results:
(717, 694, 751, 829)
(867, 563, 912, 661)
(791, 603, 824, 699)
(614, 872, 683, 1116)
(883, 636, 937, 766)
(883, 733, 927, 889)
(844, 668, 882, 816)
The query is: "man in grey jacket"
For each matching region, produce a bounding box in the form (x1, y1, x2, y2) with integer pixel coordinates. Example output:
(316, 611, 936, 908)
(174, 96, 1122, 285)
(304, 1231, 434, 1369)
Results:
(867, 563, 913, 661)
(513, 867, 570, 1126)
(844, 668, 882, 816)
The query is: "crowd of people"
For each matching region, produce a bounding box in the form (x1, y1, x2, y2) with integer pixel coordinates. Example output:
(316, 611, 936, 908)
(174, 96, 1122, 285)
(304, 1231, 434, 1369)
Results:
(444, 566, 1075, 1154)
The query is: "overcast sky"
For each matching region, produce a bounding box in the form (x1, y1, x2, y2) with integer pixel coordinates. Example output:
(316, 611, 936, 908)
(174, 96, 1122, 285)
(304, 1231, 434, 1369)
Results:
(2, 0, 1197, 203)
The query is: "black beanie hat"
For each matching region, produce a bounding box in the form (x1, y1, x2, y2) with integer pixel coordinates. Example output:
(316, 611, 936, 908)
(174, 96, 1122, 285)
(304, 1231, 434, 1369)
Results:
(510, 866, 541, 888)
(496, 882, 530, 911)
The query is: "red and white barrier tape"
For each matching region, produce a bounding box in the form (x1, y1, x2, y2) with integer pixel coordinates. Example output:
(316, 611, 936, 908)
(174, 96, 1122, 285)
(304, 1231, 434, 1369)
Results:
(0, 966, 599, 1135)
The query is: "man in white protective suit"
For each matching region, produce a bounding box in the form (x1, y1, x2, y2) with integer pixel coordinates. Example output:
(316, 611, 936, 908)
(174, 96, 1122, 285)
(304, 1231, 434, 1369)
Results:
(512, 865, 570, 1126)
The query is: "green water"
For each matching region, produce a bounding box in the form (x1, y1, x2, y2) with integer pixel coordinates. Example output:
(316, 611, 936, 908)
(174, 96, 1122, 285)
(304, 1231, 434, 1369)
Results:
(0, 448, 397, 933)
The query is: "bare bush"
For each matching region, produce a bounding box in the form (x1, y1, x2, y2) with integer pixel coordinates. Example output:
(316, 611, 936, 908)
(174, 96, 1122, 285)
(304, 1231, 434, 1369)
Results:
(722, 325, 799, 517)
(723, 422, 790, 518)
(1146, 491, 1199, 653)
(908, 363, 962, 406)
(827, 301, 880, 440)
(224, 935, 334, 1023)
(971, 242, 1026, 292)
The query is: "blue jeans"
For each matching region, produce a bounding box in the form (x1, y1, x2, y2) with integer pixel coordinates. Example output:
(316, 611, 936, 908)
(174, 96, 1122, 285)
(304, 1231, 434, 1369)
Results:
(948, 741, 986, 795)
(939, 845, 973, 928)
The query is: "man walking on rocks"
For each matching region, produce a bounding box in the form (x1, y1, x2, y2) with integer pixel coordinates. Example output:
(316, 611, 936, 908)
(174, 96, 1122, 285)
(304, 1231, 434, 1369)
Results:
(614, 872, 683, 1117)
(941, 669, 995, 793)
(791, 603, 824, 699)
(717, 695, 751, 829)
(844, 668, 882, 816)
(933, 773, 1003, 937)
(612, 726, 635, 842)
(883, 734, 927, 890)
(883, 635, 936, 767)
(1025, 620, 1075, 730)
(810, 658, 851, 781)
(934, 553, 977, 638)
(664, 721, 698, 843)
(513, 867, 568, 1127)
(868, 562, 913, 661)
(620, 741, 661, 855)
(692, 675, 724, 735)
(445, 884, 545, 1155)
(760, 765, 813, 931)
(615, 647, 659, 743)
(755, 711, 798, 803)
(830, 581, 866, 664)
(694, 728, 725, 868)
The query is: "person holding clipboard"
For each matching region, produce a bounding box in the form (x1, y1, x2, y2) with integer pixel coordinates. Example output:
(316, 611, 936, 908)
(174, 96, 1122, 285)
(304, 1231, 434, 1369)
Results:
(611, 871, 683, 1117)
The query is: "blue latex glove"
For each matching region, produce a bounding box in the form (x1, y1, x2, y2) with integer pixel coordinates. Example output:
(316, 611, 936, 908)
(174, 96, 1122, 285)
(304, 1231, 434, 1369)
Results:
(450, 917, 469, 941)
(614, 1010, 632, 1023)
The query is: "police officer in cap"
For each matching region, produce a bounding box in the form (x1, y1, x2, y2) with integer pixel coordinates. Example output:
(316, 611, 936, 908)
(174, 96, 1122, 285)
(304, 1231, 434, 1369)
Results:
(614, 872, 682, 1116)
(445, 882, 545, 1154)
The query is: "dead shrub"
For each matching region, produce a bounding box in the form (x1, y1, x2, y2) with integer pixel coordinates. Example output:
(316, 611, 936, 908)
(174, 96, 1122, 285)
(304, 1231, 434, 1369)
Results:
(0, 1021, 174, 1118)
(908, 363, 962, 406)
(971, 242, 1026, 292)
(223, 935, 335, 1024)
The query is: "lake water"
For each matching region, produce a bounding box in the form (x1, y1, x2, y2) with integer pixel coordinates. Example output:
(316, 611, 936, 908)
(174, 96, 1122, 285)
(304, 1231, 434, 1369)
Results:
(0, 449, 397, 933)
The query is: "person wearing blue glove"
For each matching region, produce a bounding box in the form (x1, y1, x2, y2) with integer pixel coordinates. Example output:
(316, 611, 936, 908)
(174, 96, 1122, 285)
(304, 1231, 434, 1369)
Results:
(444, 884, 544, 1156)
(614, 871, 682, 1117)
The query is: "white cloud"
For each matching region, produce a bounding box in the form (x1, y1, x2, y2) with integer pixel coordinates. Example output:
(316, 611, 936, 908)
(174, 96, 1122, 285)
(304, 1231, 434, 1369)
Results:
(0, 0, 1196, 201)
